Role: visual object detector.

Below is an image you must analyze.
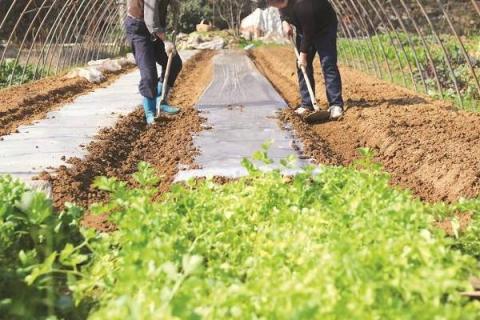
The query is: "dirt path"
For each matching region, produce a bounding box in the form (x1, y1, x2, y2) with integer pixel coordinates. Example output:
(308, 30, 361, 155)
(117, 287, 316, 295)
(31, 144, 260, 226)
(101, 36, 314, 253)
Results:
(40, 50, 215, 229)
(251, 47, 480, 202)
(0, 66, 135, 137)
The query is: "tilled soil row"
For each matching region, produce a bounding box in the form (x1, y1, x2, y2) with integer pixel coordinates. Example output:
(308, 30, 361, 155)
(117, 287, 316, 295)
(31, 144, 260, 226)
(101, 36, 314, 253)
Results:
(40, 50, 215, 229)
(0, 65, 135, 137)
(251, 47, 480, 202)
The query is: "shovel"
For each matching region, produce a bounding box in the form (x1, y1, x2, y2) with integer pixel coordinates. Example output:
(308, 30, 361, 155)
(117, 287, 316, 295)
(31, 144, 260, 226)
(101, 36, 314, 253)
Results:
(290, 37, 331, 123)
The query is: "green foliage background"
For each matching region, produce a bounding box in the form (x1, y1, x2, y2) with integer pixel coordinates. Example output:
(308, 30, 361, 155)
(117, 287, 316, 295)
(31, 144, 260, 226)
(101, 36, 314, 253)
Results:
(338, 33, 480, 111)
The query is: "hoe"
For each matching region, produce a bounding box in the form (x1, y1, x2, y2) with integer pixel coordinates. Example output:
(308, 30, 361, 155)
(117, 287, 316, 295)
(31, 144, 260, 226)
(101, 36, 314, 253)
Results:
(290, 36, 331, 123)
(156, 32, 178, 118)
(157, 8, 180, 118)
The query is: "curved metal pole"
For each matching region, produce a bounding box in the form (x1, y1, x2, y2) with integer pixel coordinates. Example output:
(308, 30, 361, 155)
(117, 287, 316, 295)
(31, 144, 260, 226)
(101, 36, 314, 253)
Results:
(370, 0, 427, 93)
(44, 0, 84, 75)
(57, 0, 102, 71)
(345, 0, 385, 79)
(100, 2, 128, 59)
(54, 0, 91, 73)
(92, 9, 120, 60)
(32, 0, 74, 78)
(411, 0, 463, 106)
(335, 0, 373, 72)
(333, 0, 368, 70)
(103, 17, 126, 59)
(436, 0, 480, 97)
(364, 0, 410, 89)
(93, 4, 120, 61)
(8, 0, 50, 85)
(353, 0, 395, 82)
(107, 31, 126, 59)
(0, 0, 21, 36)
(76, 0, 121, 64)
(105, 3, 128, 59)
(471, 0, 480, 17)
(79, 0, 116, 64)
(329, 0, 364, 71)
(20, 0, 62, 82)
(339, 0, 380, 76)
(331, 0, 374, 75)
(58, 0, 100, 70)
(71, 0, 112, 66)
(70, 0, 125, 67)
(66, 0, 105, 68)
(0, 0, 35, 69)
(386, 0, 432, 94)
(333, 6, 361, 71)
(395, 0, 444, 98)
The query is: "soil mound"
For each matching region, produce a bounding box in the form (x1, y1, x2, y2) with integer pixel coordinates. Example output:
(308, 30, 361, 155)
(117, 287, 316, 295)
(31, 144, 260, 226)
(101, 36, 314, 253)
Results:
(40, 50, 215, 230)
(252, 47, 480, 202)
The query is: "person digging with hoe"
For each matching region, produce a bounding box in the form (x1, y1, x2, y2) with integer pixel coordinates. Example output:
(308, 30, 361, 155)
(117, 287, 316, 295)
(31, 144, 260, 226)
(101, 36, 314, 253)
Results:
(125, 0, 182, 125)
(267, 0, 344, 121)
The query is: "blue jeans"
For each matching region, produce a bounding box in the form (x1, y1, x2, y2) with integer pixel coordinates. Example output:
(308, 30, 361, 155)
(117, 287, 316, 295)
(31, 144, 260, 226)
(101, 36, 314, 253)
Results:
(296, 23, 343, 108)
(124, 16, 182, 99)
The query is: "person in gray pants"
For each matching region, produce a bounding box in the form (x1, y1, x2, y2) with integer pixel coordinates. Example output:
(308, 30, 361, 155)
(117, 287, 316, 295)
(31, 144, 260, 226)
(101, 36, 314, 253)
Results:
(125, 0, 182, 125)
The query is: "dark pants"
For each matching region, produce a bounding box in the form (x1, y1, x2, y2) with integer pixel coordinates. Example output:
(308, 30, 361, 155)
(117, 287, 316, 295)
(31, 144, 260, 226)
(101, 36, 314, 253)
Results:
(296, 23, 343, 108)
(124, 16, 182, 99)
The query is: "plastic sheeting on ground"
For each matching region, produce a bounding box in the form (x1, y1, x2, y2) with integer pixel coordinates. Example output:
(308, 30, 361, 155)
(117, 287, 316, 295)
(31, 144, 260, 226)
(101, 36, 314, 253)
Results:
(175, 50, 308, 181)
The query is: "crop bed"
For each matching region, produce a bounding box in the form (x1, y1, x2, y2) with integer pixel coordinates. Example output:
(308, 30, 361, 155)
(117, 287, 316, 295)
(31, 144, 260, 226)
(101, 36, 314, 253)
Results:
(0, 65, 135, 137)
(251, 47, 480, 202)
(39, 50, 215, 229)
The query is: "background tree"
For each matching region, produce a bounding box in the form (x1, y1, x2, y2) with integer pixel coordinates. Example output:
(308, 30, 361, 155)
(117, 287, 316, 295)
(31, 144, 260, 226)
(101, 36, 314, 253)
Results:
(215, 0, 258, 35)
(174, 0, 213, 33)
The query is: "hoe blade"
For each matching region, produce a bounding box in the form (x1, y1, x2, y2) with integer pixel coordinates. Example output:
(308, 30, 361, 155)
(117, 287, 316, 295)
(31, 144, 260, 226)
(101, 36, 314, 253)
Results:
(304, 110, 331, 123)
(156, 103, 180, 117)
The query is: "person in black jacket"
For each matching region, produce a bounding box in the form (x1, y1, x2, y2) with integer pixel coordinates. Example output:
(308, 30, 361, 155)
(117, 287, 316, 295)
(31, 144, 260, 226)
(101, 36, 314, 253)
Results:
(125, 0, 182, 125)
(267, 0, 344, 119)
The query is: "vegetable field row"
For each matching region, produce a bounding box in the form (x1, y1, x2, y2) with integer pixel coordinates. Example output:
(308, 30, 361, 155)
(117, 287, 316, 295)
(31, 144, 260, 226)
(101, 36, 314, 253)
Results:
(2, 151, 480, 319)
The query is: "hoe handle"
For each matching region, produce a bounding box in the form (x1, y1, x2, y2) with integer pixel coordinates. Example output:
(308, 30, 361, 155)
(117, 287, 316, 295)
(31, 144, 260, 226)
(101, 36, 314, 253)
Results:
(290, 38, 320, 112)
(158, 8, 179, 114)
(159, 51, 174, 104)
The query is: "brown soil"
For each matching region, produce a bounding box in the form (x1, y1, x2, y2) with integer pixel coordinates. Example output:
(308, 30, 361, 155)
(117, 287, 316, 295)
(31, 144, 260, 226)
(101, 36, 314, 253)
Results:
(40, 50, 215, 231)
(0, 65, 135, 137)
(251, 47, 480, 202)
(435, 212, 473, 237)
